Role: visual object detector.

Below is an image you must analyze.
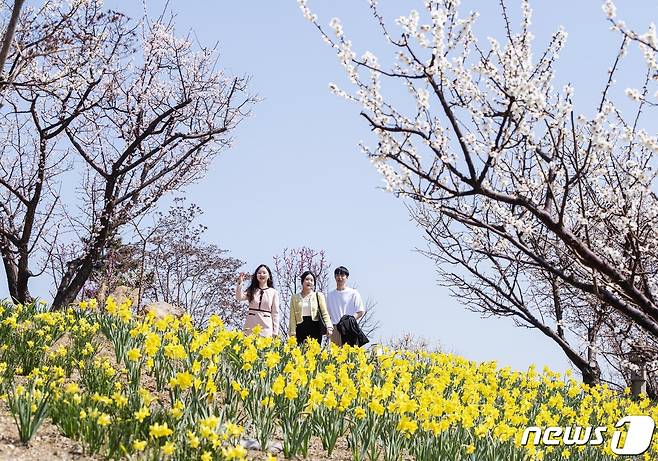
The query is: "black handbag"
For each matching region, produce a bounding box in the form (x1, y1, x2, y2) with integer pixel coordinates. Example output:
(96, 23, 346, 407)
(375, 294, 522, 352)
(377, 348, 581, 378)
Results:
(316, 292, 328, 335)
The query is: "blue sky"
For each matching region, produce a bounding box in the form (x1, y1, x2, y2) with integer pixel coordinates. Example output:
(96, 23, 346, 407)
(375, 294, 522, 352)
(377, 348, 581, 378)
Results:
(3, 1, 657, 373)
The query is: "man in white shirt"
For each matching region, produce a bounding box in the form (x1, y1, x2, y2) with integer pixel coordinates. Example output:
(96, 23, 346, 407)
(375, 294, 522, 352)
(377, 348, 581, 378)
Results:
(326, 266, 365, 345)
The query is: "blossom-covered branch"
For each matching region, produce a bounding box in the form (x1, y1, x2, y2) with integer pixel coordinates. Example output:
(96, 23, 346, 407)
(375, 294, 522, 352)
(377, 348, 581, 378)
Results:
(301, 0, 658, 385)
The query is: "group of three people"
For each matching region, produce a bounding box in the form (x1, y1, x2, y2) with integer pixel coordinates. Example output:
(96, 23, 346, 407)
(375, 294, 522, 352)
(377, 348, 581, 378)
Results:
(235, 264, 366, 346)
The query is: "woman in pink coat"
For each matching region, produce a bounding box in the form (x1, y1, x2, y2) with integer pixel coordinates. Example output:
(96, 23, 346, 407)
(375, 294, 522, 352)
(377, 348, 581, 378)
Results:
(236, 264, 280, 337)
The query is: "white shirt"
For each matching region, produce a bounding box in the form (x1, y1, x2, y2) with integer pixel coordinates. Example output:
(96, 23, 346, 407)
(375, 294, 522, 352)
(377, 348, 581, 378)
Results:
(326, 287, 365, 324)
(301, 293, 313, 317)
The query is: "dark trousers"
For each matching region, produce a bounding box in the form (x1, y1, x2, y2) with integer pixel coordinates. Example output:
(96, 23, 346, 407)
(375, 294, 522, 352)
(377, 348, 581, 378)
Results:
(296, 316, 322, 345)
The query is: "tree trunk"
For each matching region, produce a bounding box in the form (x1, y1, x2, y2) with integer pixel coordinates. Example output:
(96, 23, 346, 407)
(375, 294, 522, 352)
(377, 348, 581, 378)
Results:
(15, 271, 32, 304)
(580, 360, 602, 386)
(0, 238, 19, 301)
(562, 343, 601, 385)
(15, 246, 32, 304)
(52, 255, 95, 310)
(543, 323, 602, 386)
(581, 325, 602, 386)
(0, 0, 26, 96)
(52, 183, 117, 310)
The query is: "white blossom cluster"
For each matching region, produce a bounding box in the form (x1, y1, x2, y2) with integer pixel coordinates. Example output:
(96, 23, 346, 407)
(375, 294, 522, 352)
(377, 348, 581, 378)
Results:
(602, 0, 616, 20)
(606, 1, 658, 99)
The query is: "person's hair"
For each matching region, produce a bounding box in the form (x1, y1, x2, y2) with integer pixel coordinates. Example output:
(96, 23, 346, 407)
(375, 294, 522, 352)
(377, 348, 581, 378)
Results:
(246, 264, 274, 302)
(300, 270, 316, 288)
(334, 266, 350, 277)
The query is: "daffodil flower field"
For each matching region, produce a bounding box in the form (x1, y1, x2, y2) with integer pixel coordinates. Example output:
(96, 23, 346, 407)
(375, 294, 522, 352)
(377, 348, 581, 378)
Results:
(0, 298, 654, 460)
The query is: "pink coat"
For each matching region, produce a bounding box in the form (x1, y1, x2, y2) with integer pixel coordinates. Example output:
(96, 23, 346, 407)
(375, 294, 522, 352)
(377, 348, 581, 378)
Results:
(242, 287, 280, 337)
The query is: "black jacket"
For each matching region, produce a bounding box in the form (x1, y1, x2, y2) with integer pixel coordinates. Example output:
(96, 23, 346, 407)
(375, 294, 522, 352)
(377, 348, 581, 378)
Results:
(336, 315, 369, 347)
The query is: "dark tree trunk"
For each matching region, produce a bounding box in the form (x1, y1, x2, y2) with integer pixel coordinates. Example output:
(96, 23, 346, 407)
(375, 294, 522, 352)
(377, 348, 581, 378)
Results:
(51, 256, 95, 310)
(0, 238, 19, 301)
(52, 235, 110, 310)
(0, 0, 26, 89)
(15, 244, 33, 304)
(52, 181, 117, 310)
(561, 345, 601, 386)
(580, 361, 602, 386)
(541, 321, 602, 386)
(15, 270, 32, 304)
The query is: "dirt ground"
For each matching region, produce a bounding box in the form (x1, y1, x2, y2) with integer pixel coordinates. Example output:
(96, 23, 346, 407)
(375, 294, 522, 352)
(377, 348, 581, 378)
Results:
(0, 408, 97, 461)
(0, 407, 396, 461)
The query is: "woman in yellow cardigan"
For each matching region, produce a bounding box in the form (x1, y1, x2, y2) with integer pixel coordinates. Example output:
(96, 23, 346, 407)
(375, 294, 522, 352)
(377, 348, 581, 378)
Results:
(289, 271, 333, 344)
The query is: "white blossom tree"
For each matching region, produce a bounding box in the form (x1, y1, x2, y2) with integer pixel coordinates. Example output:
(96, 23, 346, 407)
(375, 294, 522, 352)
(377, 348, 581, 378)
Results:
(300, 0, 658, 384)
(0, 0, 256, 308)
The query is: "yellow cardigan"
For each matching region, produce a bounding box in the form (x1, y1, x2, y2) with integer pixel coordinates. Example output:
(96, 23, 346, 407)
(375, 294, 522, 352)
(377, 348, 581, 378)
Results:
(289, 291, 333, 335)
